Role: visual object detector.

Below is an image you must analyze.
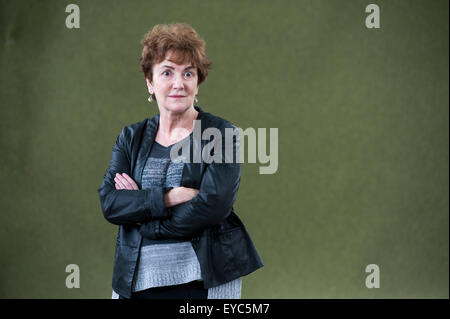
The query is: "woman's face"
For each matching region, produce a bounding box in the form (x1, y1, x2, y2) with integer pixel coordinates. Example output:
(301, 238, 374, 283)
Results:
(146, 51, 199, 115)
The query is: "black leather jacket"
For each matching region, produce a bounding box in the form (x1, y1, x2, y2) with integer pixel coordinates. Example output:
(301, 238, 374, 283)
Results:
(98, 106, 264, 298)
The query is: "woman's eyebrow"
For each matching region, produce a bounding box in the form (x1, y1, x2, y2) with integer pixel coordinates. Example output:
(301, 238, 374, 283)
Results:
(161, 65, 195, 71)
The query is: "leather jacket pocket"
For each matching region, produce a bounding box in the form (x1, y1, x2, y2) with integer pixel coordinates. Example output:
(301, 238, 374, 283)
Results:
(212, 227, 248, 276)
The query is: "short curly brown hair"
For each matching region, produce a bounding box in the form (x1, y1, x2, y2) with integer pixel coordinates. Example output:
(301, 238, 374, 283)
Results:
(139, 23, 212, 87)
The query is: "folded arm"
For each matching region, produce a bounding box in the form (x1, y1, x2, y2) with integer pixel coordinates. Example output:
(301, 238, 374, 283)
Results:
(139, 130, 241, 239)
(97, 128, 169, 226)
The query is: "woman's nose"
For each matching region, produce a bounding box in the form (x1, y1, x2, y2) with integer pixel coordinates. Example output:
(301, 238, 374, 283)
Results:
(172, 74, 184, 89)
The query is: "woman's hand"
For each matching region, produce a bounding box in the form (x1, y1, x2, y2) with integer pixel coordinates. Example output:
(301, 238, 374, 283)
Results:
(165, 187, 199, 207)
(114, 173, 142, 225)
(114, 173, 139, 190)
(114, 174, 197, 224)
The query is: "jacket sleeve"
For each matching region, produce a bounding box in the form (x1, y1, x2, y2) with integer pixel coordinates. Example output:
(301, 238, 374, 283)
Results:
(97, 127, 170, 226)
(139, 128, 241, 239)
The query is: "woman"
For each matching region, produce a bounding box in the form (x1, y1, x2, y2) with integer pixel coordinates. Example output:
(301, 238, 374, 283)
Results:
(98, 23, 263, 299)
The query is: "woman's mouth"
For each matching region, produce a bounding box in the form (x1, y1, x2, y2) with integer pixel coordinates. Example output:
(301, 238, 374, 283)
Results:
(169, 95, 186, 98)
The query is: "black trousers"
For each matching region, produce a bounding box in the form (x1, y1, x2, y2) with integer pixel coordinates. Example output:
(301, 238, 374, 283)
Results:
(119, 280, 208, 299)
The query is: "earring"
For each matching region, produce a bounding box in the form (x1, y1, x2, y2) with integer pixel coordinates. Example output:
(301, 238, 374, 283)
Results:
(148, 95, 153, 103)
(194, 95, 198, 103)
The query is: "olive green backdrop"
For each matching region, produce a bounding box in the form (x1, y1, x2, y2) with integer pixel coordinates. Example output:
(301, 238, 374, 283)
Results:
(0, 0, 448, 298)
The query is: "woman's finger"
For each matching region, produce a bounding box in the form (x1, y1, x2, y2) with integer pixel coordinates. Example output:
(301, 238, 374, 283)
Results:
(115, 182, 124, 190)
(117, 174, 133, 190)
(121, 173, 139, 190)
(114, 176, 126, 189)
(117, 173, 136, 190)
(116, 174, 131, 189)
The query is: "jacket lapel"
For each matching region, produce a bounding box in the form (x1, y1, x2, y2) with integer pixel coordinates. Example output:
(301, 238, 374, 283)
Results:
(134, 114, 159, 187)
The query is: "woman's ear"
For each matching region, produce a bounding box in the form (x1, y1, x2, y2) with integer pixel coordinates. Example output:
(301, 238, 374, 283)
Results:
(145, 77, 153, 94)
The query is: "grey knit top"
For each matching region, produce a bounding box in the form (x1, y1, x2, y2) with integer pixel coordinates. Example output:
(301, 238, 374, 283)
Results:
(112, 138, 241, 299)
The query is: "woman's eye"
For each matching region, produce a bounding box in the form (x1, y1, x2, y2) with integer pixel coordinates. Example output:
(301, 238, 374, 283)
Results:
(185, 71, 192, 77)
(163, 70, 171, 76)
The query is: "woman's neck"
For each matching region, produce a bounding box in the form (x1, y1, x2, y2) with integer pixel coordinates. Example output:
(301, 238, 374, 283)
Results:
(156, 106, 199, 146)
